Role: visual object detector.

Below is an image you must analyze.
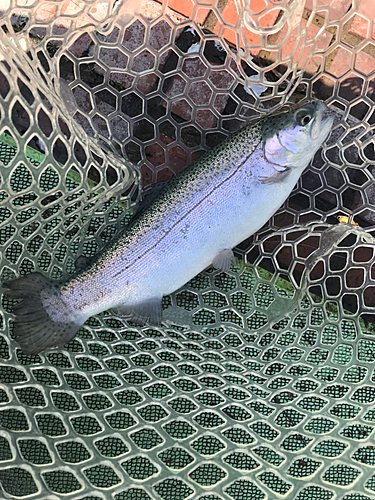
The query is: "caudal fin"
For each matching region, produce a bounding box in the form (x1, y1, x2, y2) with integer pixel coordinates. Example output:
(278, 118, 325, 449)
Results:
(3, 272, 82, 355)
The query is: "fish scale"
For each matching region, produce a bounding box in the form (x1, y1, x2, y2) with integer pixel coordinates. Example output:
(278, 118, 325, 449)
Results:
(4, 100, 333, 354)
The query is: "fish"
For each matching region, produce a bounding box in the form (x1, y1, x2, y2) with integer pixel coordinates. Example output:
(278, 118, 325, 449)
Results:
(3, 100, 333, 354)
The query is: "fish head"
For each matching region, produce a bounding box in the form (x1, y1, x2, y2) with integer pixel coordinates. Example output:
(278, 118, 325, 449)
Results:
(262, 100, 334, 170)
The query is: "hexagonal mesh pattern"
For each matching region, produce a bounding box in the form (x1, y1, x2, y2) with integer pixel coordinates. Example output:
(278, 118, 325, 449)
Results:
(0, 1, 375, 499)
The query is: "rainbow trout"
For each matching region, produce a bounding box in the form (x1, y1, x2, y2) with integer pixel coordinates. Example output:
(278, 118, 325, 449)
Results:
(4, 101, 333, 354)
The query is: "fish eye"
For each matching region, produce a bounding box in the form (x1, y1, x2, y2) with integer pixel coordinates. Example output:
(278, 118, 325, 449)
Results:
(296, 111, 312, 126)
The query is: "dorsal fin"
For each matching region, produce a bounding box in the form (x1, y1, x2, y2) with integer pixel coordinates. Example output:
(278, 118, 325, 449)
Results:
(130, 181, 167, 223)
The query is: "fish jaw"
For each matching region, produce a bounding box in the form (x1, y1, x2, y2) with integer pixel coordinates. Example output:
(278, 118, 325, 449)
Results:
(310, 101, 334, 142)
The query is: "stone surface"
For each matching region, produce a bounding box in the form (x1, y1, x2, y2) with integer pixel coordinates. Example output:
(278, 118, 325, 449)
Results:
(68, 32, 94, 57)
(164, 0, 210, 24)
(304, 0, 353, 20)
(214, 0, 280, 52)
(354, 49, 375, 76)
(328, 47, 354, 78)
(261, 19, 333, 75)
(142, 0, 188, 22)
(348, 14, 370, 39)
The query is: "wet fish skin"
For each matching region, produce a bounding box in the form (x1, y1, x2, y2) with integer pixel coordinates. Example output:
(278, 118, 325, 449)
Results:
(3, 100, 333, 354)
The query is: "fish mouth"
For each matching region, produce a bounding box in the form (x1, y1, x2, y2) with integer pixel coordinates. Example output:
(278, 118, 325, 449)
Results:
(311, 101, 334, 142)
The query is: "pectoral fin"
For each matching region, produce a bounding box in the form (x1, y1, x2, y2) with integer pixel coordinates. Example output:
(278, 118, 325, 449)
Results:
(212, 249, 235, 272)
(113, 297, 162, 326)
(260, 167, 291, 185)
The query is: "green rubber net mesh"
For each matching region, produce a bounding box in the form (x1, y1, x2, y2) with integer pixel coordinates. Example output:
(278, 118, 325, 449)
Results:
(0, 0, 375, 499)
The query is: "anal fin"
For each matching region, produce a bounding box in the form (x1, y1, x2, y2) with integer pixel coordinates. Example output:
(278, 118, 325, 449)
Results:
(113, 297, 162, 326)
(212, 249, 236, 272)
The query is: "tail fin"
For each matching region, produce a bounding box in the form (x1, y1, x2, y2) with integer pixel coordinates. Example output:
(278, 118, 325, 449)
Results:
(3, 272, 82, 355)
